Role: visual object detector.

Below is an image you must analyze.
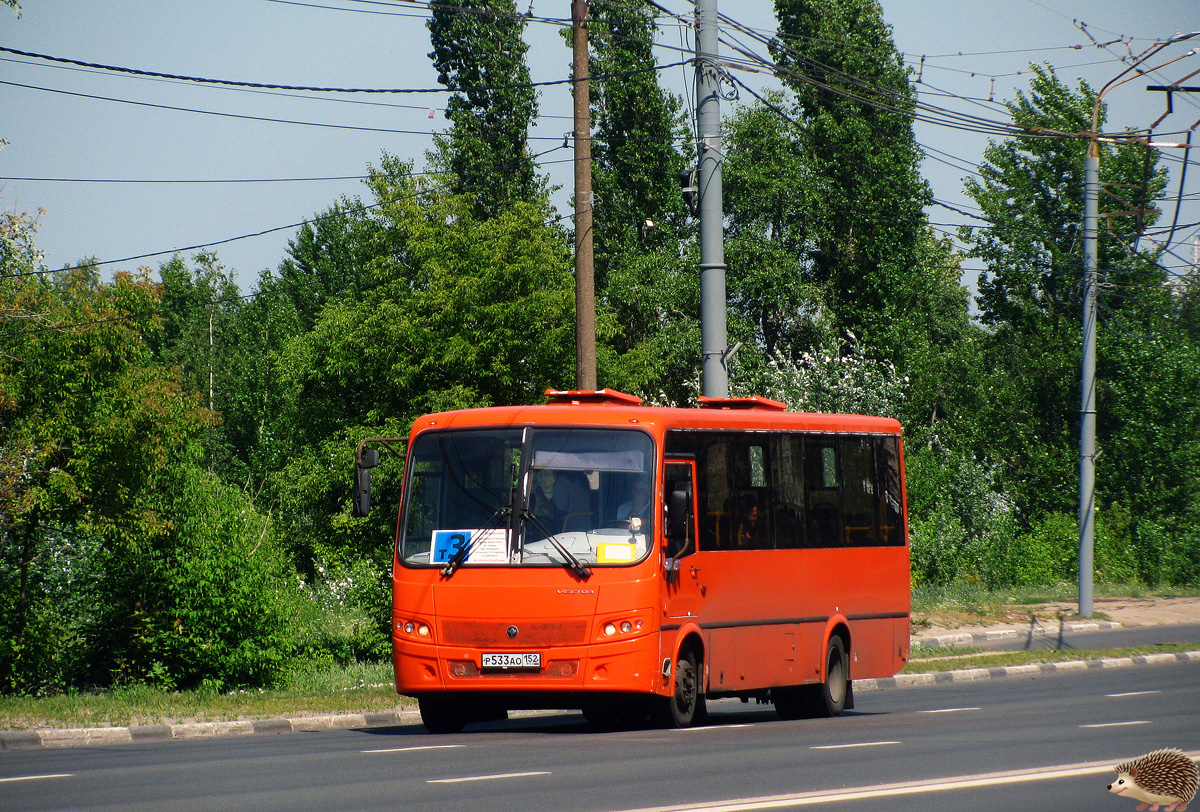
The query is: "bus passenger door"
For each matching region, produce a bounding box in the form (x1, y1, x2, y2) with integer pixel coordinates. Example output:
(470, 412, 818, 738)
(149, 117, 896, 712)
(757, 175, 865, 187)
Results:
(662, 461, 703, 623)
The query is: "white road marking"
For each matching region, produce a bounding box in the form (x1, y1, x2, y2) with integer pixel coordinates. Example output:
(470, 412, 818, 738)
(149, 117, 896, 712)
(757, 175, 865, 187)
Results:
(1105, 690, 1162, 698)
(675, 724, 755, 732)
(918, 707, 981, 714)
(0, 774, 73, 783)
(1079, 721, 1152, 728)
(362, 744, 465, 754)
(602, 752, 1200, 812)
(810, 741, 901, 750)
(428, 771, 550, 784)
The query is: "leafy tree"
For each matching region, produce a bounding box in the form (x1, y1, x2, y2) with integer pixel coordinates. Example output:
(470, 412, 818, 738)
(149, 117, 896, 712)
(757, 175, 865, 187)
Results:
(580, 0, 700, 401)
(724, 93, 825, 363)
(0, 214, 223, 690)
(276, 200, 382, 332)
(768, 0, 934, 357)
(960, 64, 1168, 520)
(427, 0, 542, 216)
(86, 464, 297, 690)
(967, 64, 1166, 333)
(269, 157, 575, 571)
(587, 0, 690, 275)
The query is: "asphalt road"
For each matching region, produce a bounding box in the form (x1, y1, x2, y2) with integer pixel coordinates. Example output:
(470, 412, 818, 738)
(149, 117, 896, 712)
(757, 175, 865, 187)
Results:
(2, 658, 1197, 812)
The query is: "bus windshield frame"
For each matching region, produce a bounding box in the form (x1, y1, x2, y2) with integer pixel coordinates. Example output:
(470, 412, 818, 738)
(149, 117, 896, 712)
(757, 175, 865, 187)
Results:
(397, 425, 657, 570)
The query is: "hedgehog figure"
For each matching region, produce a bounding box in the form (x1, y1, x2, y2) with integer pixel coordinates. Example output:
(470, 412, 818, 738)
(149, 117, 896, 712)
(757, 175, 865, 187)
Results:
(1107, 749, 1199, 812)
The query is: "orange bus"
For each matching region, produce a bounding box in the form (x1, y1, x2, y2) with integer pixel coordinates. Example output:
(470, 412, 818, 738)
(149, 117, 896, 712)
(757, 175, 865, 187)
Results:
(354, 389, 910, 733)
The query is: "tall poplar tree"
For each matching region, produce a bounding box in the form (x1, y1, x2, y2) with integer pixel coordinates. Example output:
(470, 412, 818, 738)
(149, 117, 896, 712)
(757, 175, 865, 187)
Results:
(583, 0, 700, 402)
(427, 0, 542, 217)
(768, 0, 935, 358)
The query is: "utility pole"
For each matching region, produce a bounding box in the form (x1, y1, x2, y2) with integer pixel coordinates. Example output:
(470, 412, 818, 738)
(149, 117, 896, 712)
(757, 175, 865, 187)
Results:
(1079, 142, 1098, 619)
(695, 0, 728, 398)
(572, 0, 597, 390)
(1078, 35, 1197, 618)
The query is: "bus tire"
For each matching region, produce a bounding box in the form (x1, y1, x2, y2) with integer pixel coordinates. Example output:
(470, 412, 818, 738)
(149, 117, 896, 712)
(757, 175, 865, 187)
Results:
(772, 685, 807, 720)
(418, 696, 467, 734)
(809, 634, 849, 718)
(656, 648, 706, 728)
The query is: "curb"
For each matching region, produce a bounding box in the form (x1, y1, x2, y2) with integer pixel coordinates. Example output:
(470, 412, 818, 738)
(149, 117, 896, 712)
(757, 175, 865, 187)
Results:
(854, 649, 1200, 693)
(0, 708, 422, 751)
(3, 650, 1198, 750)
(912, 620, 1123, 650)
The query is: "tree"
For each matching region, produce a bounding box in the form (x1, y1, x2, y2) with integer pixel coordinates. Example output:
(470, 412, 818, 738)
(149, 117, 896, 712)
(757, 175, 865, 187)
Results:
(579, 0, 701, 402)
(0, 213, 223, 690)
(587, 0, 690, 276)
(768, 0, 934, 358)
(268, 157, 575, 570)
(427, 0, 542, 216)
(960, 63, 1169, 520)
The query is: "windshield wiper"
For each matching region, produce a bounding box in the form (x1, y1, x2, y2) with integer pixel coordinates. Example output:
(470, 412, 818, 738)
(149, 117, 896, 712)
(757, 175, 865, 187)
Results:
(520, 509, 592, 580)
(440, 501, 512, 578)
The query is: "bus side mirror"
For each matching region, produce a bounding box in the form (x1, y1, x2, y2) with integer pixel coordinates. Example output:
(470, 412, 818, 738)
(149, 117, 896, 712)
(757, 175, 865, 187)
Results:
(352, 448, 381, 518)
(665, 486, 691, 557)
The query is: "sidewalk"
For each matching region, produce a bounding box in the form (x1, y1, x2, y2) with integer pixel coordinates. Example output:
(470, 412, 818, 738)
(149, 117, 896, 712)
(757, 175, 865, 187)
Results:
(910, 595, 1200, 650)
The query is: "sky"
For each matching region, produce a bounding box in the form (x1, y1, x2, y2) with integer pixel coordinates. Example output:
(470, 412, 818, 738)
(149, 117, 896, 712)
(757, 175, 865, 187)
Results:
(2, 0, 1198, 293)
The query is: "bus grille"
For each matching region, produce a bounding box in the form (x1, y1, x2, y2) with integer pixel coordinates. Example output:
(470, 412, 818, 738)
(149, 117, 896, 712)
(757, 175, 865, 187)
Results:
(441, 620, 589, 647)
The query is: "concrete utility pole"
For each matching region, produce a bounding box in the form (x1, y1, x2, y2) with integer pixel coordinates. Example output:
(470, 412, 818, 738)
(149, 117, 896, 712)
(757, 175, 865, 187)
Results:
(1079, 142, 1098, 619)
(572, 0, 597, 390)
(1078, 35, 1197, 618)
(695, 0, 729, 398)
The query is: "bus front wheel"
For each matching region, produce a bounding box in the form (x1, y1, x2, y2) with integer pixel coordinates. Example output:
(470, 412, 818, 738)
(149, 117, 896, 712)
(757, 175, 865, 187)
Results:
(656, 648, 706, 728)
(418, 696, 467, 734)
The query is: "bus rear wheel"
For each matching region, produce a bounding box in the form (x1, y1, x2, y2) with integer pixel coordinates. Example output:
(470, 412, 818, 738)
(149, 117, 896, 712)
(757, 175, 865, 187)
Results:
(655, 648, 706, 728)
(418, 696, 467, 734)
(810, 634, 848, 718)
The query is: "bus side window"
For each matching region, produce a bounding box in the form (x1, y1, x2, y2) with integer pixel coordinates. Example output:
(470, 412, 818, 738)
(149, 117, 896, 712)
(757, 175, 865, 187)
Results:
(876, 436, 905, 546)
(698, 434, 733, 550)
(770, 434, 804, 548)
(840, 437, 879, 546)
(805, 440, 842, 547)
(664, 462, 695, 558)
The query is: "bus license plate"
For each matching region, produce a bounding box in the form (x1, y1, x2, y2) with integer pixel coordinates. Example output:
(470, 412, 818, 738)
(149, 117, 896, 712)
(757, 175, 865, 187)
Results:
(481, 652, 541, 670)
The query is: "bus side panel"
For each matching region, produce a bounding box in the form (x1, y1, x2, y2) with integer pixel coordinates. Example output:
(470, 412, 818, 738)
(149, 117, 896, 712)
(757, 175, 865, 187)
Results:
(693, 546, 908, 691)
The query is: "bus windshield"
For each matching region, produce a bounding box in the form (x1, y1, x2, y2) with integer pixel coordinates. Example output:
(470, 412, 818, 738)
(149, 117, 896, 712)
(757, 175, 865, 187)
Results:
(399, 427, 656, 569)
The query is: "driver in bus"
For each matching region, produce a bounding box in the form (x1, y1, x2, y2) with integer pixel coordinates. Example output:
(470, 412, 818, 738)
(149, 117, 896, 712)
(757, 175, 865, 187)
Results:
(617, 478, 652, 526)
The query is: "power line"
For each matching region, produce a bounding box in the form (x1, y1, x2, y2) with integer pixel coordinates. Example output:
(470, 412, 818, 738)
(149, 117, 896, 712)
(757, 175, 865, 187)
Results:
(0, 147, 572, 280)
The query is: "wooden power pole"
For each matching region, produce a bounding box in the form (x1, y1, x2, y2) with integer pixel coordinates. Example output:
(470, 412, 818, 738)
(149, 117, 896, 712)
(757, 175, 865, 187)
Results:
(572, 0, 597, 390)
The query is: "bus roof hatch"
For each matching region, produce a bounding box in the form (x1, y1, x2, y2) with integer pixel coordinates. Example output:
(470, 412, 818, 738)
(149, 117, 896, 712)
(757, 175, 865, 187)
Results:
(697, 395, 788, 411)
(544, 388, 644, 406)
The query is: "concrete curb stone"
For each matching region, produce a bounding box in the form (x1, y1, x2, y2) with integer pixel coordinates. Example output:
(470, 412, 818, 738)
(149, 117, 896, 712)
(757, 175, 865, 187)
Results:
(911, 620, 1123, 650)
(4, 651, 1197, 749)
(853, 649, 1200, 693)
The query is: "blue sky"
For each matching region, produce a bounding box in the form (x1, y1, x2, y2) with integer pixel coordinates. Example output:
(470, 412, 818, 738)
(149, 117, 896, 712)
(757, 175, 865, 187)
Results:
(2, 0, 1197, 290)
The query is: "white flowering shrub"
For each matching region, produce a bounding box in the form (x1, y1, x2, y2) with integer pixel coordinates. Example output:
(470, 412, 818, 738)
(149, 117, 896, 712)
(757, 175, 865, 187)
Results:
(746, 330, 907, 418)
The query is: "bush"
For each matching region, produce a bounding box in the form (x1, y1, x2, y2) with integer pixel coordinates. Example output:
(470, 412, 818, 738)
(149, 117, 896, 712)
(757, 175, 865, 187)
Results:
(87, 465, 299, 691)
(1009, 512, 1077, 586)
(905, 441, 1019, 587)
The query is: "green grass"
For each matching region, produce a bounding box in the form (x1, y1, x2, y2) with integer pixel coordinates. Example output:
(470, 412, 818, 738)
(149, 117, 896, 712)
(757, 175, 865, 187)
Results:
(0, 660, 414, 731)
(910, 582, 1200, 624)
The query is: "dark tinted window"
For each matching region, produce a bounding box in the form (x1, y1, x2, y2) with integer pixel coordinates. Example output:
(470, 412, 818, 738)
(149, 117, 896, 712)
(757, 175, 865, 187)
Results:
(665, 429, 905, 551)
